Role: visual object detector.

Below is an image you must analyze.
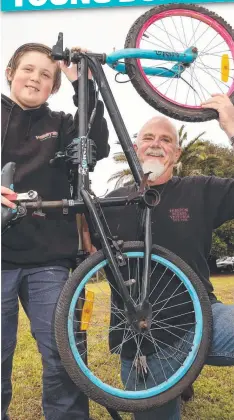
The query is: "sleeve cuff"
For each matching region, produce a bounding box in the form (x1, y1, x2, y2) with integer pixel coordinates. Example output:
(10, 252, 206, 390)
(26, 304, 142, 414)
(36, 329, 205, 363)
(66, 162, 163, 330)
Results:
(72, 79, 95, 96)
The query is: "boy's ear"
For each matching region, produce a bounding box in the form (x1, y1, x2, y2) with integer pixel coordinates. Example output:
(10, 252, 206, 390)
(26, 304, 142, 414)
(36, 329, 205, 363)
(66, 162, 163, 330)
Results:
(51, 86, 59, 95)
(6, 67, 13, 82)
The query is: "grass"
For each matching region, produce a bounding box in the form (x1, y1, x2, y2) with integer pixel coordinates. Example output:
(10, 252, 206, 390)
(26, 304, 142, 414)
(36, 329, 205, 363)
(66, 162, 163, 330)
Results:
(9, 275, 234, 420)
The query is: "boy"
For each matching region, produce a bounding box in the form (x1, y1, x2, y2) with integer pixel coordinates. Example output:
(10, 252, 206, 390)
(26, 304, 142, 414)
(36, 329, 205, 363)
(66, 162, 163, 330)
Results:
(1, 43, 109, 420)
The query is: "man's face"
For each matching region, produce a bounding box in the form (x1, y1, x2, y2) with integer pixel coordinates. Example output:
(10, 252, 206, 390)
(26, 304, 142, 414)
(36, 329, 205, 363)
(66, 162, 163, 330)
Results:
(7, 51, 57, 109)
(136, 118, 181, 180)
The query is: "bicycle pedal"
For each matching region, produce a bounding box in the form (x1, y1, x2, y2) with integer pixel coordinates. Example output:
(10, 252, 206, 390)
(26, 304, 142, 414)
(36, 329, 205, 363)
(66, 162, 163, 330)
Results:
(32, 210, 46, 218)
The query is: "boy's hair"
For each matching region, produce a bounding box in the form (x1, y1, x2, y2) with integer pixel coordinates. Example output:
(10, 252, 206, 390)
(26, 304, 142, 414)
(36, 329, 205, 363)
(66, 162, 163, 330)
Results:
(6, 43, 61, 94)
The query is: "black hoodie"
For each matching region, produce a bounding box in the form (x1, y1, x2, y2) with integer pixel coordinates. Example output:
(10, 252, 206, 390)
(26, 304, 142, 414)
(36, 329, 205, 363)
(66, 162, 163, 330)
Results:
(1, 80, 109, 270)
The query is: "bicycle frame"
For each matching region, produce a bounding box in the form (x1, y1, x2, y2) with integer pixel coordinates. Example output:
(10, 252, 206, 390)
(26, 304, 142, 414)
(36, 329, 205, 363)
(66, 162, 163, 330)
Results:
(72, 53, 154, 325)
(106, 47, 198, 77)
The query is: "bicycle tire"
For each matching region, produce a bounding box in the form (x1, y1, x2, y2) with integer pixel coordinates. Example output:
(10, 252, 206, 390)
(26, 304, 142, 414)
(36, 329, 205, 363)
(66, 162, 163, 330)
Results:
(55, 241, 212, 412)
(124, 4, 234, 122)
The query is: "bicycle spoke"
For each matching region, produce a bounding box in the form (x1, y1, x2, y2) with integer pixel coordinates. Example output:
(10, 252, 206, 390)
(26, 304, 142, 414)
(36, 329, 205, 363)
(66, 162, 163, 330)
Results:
(161, 19, 176, 52)
(196, 56, 226, 93)
(195, 58, 233, 87)
(171, 16, 187, 49)
(186, 64, 213, 99)
(199, 33, 220, 56)
(151, 289, 189, 308)
(153, 21, 188, 50)
(151, 319, 195, 335)
(124, 334, 144, 390)
(144, 332, 189, 360)
(200, 50, 232, 57)
(152, 272, 176, 307)
(145, 30, 174, 52)
(187, 18, 202, 47)
(152, 281, 184, 322)
(156, 310, 195, 324)
(148, 332, 177, 373)
(149, 266, 169, 298)
(152, 321, 194, 347)
(153, 299, 194, 314)
(180, 15, 188, 48)
(138, 345, 157, 387)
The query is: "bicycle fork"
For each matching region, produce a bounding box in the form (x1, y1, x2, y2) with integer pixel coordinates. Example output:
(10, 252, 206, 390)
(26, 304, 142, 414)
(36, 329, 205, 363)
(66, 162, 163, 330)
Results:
(81, 188, 153, 334)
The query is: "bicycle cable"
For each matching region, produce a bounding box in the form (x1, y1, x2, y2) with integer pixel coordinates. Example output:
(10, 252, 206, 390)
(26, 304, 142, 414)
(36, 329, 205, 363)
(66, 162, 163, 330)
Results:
(114, 61, 137, 84)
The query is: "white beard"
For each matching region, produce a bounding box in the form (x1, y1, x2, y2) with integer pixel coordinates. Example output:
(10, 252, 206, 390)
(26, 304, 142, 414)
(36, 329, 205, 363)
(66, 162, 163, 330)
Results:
(142, 160, 165, 181)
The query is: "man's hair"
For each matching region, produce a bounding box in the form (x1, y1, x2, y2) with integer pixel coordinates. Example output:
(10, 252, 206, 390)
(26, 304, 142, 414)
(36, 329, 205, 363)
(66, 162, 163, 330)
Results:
(6, 43, 61, 94)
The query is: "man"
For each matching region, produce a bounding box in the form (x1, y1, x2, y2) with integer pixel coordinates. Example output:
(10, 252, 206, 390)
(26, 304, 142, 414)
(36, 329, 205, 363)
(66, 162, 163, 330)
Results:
(91, 94, 234, 420)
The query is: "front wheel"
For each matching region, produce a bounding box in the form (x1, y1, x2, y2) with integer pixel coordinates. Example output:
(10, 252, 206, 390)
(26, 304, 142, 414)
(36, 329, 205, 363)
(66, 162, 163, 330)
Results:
(55, 242, 212, 412)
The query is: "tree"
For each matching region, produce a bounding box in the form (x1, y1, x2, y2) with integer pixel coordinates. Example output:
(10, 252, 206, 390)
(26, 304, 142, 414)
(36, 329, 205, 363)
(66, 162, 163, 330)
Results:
(174, 126, 221, 177)
(108, 150, 132, 188)
(211, 221, 234, 258)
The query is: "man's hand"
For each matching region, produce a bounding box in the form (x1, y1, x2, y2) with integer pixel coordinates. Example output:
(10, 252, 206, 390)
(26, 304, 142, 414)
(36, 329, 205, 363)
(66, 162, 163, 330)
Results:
(1, 186, 17, 209)
(60, 46, 92, 82)
(201, 94, 234, 139)
(80, 214, 97, 255)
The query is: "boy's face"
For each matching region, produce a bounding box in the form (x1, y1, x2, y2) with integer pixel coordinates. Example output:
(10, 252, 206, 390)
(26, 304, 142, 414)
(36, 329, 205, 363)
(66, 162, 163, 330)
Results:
(7, 51, 57, 109)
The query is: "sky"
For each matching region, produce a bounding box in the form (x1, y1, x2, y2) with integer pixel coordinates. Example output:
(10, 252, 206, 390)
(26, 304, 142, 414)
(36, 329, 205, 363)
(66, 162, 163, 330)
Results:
(1, 3, 233, 195)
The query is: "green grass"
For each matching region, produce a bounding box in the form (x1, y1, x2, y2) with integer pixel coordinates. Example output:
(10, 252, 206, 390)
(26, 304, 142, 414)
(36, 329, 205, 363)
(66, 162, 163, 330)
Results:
(9, 275, 234, 420)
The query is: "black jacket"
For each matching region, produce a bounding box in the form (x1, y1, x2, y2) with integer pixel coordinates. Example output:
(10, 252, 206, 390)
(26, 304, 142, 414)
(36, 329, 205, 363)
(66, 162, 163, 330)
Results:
(1, 80, 109, 269)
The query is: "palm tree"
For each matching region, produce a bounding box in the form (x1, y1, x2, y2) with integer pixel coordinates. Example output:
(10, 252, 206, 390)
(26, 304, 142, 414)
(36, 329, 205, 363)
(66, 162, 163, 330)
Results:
(108, 154, 133, 188)
(108, 126, 219, 187)
(108, 134, 136, 188)
(175, 125, 221, 177)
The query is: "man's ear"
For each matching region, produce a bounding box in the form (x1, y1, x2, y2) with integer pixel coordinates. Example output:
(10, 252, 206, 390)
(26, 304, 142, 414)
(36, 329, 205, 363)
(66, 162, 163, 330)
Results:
(174, 147, 182, 163)
(133, 143, 138, 152)
(6, 67, 13, 82)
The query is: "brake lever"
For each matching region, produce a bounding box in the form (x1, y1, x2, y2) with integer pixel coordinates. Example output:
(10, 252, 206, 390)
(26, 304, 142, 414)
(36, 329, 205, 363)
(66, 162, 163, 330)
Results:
(3, 190, 38, 202)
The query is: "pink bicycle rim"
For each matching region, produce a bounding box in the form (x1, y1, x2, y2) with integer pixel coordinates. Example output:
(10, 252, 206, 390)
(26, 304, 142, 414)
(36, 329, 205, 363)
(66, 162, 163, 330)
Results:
(136, 9, 234, 109)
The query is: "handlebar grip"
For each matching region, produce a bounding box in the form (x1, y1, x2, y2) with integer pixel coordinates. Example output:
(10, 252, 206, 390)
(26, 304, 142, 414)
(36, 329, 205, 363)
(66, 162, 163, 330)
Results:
(1, 162, 17, 233)
(2, 162, 16, 189)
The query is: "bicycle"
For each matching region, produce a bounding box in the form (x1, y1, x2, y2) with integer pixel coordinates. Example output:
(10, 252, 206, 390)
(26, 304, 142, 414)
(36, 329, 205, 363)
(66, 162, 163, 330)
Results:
(2, 3, 233, 414)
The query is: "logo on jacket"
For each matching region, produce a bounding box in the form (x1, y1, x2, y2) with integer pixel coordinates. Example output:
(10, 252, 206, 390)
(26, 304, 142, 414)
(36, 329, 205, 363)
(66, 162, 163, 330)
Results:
(36, 131, 58, 141)
(169, 208, 190, 222)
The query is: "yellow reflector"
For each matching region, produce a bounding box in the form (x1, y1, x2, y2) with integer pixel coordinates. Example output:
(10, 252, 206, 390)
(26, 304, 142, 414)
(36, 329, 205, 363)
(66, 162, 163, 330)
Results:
(80, 290, 94, 331)
(221, 54, 229, 82)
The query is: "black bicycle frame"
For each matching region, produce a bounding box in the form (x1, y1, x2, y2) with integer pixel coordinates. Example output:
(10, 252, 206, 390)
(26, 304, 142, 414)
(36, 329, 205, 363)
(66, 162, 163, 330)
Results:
(25, 52, 154, 320)
(78, 54, 154, 319)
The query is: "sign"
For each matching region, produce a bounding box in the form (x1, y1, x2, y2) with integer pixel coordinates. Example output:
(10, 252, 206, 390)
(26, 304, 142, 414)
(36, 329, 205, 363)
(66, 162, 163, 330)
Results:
(2, 0, 233, 13)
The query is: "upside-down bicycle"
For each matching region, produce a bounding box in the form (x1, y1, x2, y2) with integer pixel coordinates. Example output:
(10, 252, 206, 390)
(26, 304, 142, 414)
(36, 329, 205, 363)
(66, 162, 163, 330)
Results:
(2, 4, 234, 415)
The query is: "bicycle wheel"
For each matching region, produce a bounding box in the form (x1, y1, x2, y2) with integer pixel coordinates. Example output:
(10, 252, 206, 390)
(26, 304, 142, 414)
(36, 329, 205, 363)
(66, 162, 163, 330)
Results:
(124, 4, 234, 122)
(55, 241, 212, 412)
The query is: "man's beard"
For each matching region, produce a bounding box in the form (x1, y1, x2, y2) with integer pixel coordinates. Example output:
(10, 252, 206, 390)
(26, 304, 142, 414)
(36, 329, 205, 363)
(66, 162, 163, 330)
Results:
(142, 160, 165, 181)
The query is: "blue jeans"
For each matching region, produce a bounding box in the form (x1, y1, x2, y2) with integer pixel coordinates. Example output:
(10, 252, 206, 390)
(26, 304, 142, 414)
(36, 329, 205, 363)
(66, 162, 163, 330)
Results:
(1, 266, 89, 420)
(121, 303, 234, 420)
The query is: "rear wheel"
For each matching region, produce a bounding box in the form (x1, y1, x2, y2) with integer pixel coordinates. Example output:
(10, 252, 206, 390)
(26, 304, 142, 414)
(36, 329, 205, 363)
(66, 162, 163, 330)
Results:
(125, 4, 234, 122)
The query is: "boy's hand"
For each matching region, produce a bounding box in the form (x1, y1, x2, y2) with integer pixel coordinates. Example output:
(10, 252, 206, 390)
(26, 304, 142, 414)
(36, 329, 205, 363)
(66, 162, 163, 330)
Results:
(1, 186, 17, 209)
(201, 94, 234, 139)
(60, 47, 92, 82)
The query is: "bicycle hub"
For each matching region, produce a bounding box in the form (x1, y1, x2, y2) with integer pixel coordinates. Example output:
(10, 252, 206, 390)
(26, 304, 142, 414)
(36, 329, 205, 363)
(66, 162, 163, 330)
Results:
(126, 301, 153, 333)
